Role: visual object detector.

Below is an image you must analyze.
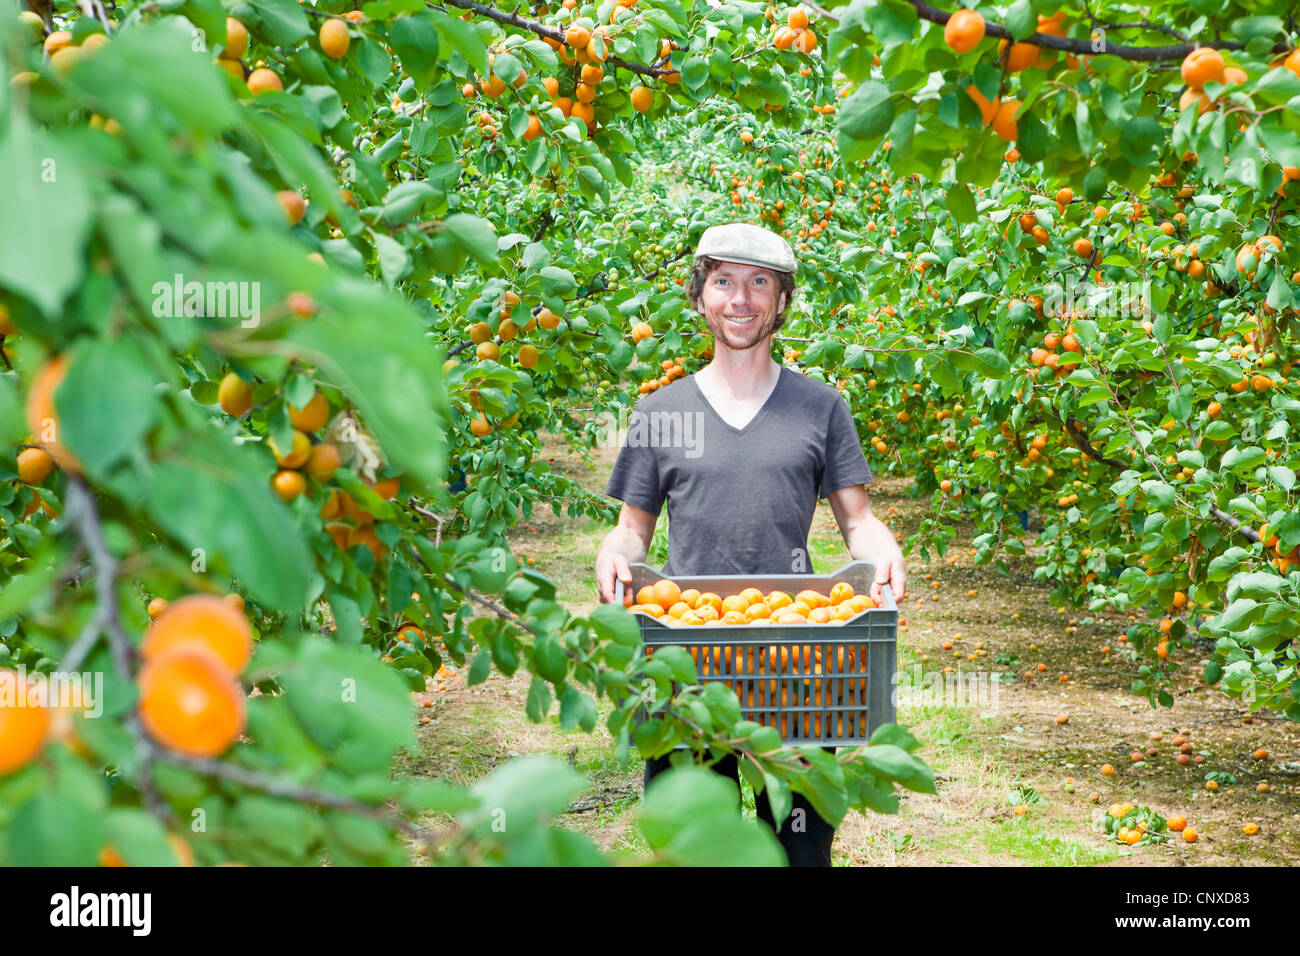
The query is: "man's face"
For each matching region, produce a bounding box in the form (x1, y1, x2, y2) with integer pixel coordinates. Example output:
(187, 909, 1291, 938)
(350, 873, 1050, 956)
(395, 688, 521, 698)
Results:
(695, 261, 788, 353)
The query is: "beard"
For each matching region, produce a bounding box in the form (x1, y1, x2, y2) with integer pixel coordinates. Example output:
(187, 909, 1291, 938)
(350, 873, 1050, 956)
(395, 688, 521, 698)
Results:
(703, 308, 779, 352)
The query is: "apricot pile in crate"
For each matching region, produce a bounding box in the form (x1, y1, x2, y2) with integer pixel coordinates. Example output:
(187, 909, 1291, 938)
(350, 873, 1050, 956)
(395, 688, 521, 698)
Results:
(629, 579, 875, 625)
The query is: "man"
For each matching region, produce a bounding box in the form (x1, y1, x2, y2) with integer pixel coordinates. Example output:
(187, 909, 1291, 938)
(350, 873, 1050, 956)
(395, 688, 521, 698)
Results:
(595, 221, 906, 866)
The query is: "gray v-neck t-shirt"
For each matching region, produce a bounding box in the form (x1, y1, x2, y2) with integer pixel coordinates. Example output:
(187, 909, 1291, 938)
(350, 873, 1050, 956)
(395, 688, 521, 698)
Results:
(605, 365, 873, 576)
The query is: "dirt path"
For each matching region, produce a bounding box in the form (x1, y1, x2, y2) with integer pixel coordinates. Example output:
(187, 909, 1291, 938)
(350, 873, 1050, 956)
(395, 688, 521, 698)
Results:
(403, 436, 1300, 865)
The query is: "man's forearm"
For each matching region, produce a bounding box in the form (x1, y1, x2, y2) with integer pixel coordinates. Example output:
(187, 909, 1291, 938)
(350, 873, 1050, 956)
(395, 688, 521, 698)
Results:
(599, 525, 650, 565)
(843, 514, 893, 563)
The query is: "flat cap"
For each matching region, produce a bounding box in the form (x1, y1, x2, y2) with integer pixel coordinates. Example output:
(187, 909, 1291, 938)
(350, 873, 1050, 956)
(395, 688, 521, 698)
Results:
(695, 222, 797, 274)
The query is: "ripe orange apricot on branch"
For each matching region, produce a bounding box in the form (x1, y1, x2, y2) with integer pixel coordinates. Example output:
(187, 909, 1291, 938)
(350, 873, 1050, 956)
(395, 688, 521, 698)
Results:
(16, 447, 53, 485)
(319, 18, 350, 59)
(991, 99, 1020, 142)
(1181, 47, 1224, 89)
(289, 392, 329, 432)
(0, 669, 49, 776)
(944, 9, 985, 55)
(247, 67, 283, 95)
(276, 190, 306, 225)
(224, 17, 248, 59)
(26, 354, 82, 475)
(966, 84, 998, 124)
(142, 593, 254, 673)
(138, 648, 246, 758)
(999, 39, 1038, 72)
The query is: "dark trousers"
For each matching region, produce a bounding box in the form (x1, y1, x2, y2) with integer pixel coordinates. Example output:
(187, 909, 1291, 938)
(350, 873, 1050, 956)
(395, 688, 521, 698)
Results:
(643, 751, 837, 867)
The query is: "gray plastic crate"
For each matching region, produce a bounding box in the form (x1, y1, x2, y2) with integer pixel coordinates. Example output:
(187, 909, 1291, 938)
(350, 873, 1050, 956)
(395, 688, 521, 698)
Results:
(616, 561, 897, 745)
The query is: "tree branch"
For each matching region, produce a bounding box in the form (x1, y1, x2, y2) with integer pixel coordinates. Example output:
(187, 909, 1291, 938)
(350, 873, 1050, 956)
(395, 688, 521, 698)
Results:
(61, 479, 135, 677)
(905, 0, 1289, 60)
(62, 478, 166, 817)
(1210, 508, 1261, 544)
(1056, 410, 1262, 545)
(800, 0, 840, 24)
(1060, 415, 1126, 469)
(436, 0, 672, 78)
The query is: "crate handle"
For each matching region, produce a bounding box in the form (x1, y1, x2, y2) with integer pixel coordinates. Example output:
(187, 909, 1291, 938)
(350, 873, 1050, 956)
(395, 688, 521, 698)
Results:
(614, 577, 624, 608)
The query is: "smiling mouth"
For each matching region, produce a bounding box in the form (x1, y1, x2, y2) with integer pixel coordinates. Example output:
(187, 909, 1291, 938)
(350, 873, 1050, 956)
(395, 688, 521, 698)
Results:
(724, 315, 759, 324)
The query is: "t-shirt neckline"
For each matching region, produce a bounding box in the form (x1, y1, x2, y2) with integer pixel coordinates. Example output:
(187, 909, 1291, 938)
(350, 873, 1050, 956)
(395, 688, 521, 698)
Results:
(688, 364, 787, 436)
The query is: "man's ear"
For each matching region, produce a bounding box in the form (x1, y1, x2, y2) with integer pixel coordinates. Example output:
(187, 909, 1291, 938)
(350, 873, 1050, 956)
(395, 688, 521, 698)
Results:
(778, 292, 787, 314)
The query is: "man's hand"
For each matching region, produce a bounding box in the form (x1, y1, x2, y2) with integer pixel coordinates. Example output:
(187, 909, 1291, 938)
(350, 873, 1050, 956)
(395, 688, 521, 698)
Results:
(860, 518, 906, 606)
(827, 485, 907, 605)
(596, 549, 633, 605)
(595, 502, 657, 604)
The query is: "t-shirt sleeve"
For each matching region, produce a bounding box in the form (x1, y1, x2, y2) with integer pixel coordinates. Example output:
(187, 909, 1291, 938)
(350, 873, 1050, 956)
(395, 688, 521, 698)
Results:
(819, 394, 873, 497)
(605, 410, 666, 515)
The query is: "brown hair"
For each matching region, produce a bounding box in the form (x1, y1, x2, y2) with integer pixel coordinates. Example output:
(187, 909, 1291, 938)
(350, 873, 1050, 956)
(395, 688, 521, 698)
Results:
(686, 256, 797, 333)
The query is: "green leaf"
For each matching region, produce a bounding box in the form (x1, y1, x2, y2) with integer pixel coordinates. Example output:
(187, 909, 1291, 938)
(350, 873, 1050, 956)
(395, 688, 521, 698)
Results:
(1141, 480, 1176, 509)
(59, 337, 159, 475)
(868, 723, 921, 752)
(103, 808, 189, 865)
(388, 13, 442, 89)
(1230, 15, 1284, 42)
(638, 765, 735, 843)
(838, 82, 896, 142)
(1207, 547, 1249, 581)
(380, 181, 437, 225)
(863, 0, 918, 45)
(946, 181, 976, 223)
(930, 358, 960, 393)
(467, 649, 492, 685)
(539, 265, 578, 297)
(860, 744, 937, 794)
(280, 641, 416, 774)
(559, 685, 597, 732)
(0, 115, 91, 318)
(651, 645, 697, 684)
(283, 279, 447, 492)
(525, 675, 553, 721)
(374, 233, 411, 288)
(126, 444, 313, 611)
(429, 9, 489, 77)
(681, 56, 709, 91)
(464, 755, 587, 835)
(441, 214, 499, 266)
(1018, 110, 1049, 165)
(1119, 117, 1162, 167)
(230, 0, 310, 45)
(1268, 466, 1296, 491)
(532, 634, 569, 685)
(1213, 598, 1259, 633)
(1220, 445, 1266, 475)
(590, 603, 642, 645)
(762, 769, 792, 828)
(7, 782, 104, 866)
(234, 794, 322, 856)
(1204, 420, 1236, 442)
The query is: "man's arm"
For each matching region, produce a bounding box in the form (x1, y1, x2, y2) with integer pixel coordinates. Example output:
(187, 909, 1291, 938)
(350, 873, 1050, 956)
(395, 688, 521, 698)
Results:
(827, 485, 906, 605)
(595, 502, 658, 604)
